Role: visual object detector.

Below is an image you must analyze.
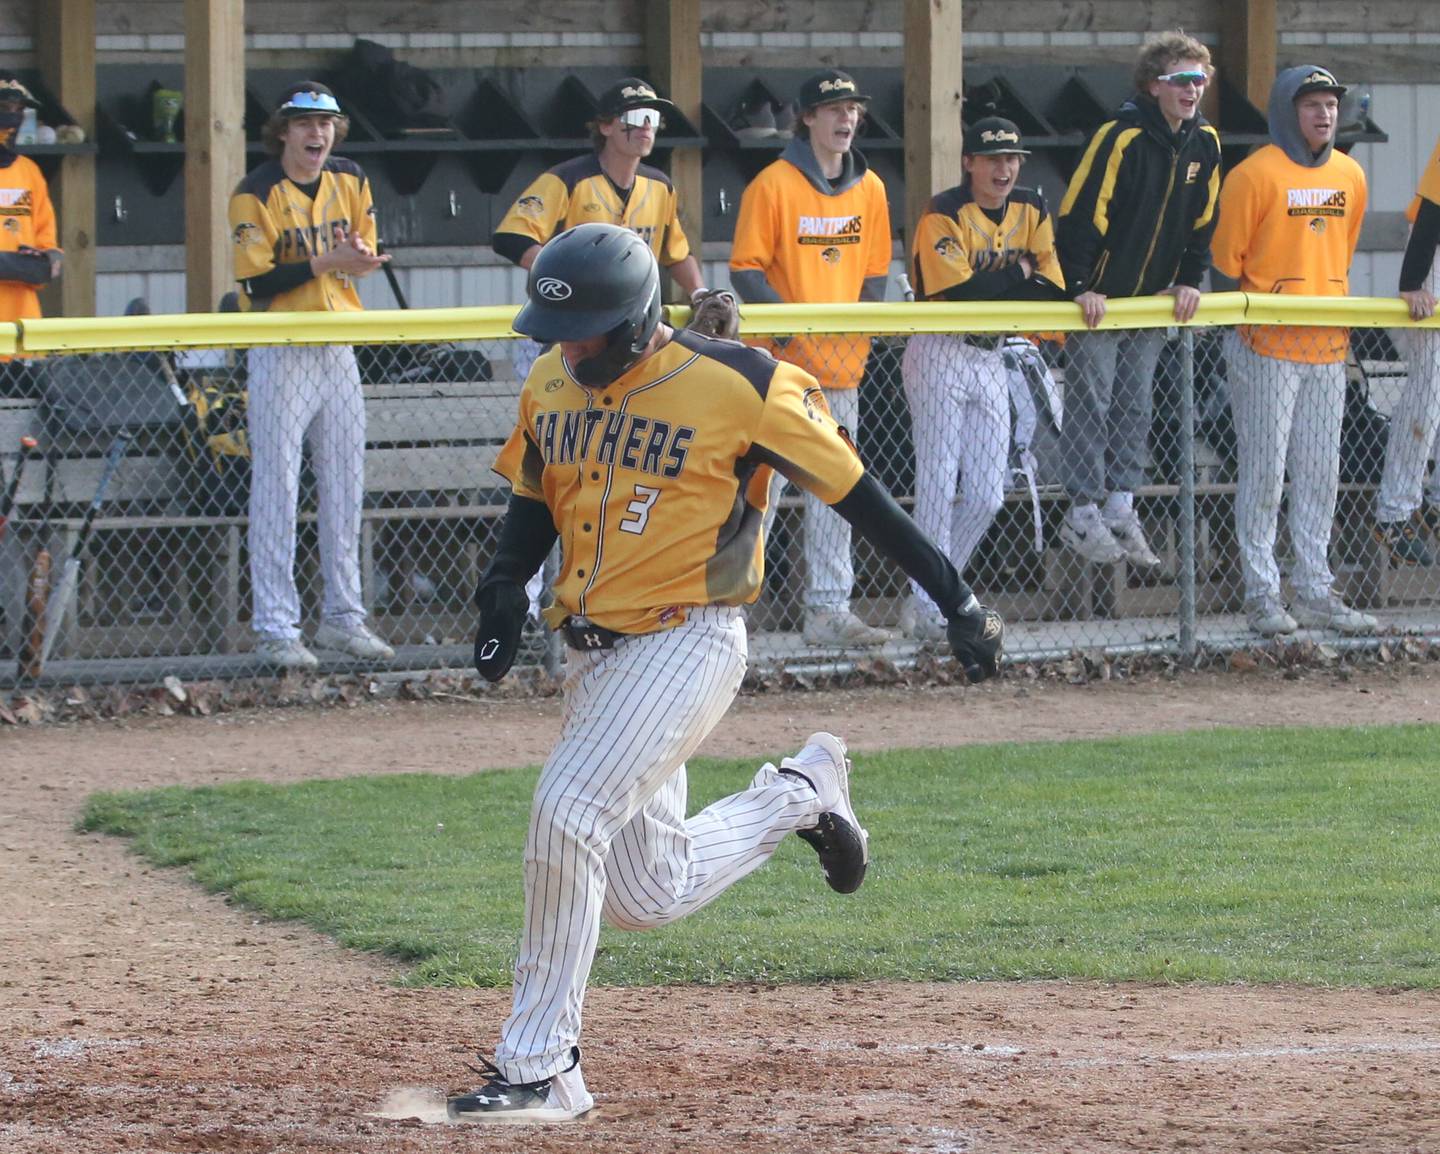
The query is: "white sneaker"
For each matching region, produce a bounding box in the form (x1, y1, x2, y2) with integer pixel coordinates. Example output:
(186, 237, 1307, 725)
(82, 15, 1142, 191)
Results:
(1059, 503, 1127, 565)
(446, 1047, 593, 1123)
(1291, 592, 1378, 635)
(1103, 507, 1162, 568)
(781, 732, 869, 894)
(802, 610, 891, 648)
(898, 602, 948, 643)
(1245, 595, 1297, 637)
(313, 621, 396, 660)
(254, 636, 319, 670)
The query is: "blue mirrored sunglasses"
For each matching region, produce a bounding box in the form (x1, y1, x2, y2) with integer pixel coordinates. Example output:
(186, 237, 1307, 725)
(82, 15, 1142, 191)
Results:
(1157, 70, 1209, 88)
(280, 90, 343, 115)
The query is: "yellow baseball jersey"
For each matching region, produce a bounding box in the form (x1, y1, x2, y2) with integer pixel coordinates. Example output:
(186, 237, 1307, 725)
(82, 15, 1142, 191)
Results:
(228, 156, 377, 312)
(1406, 132, 1440, 223)
(729, 157, 892, 391)
(1211, 143, 1366, 363)
(495, 153, 690, 265)
(0, 155, 57, 323)
(911, 186, 1063, 298)
(493, 328, 865, 634)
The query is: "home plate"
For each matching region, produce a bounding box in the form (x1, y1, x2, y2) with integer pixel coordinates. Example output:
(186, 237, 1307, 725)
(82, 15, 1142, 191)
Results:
(367, 1087, 451, 1124)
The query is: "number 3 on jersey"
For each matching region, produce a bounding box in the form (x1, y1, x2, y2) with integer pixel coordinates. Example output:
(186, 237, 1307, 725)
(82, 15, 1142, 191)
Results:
(619, 484, 660, 535)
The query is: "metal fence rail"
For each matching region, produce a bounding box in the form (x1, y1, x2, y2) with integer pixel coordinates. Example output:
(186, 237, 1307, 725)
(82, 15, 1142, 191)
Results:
(1, 296, 1437, 686)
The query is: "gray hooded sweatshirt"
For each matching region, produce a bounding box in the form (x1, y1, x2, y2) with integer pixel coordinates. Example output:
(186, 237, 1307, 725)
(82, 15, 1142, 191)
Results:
(729, 137, 890, 305)
(1268, 65, 1341, 168)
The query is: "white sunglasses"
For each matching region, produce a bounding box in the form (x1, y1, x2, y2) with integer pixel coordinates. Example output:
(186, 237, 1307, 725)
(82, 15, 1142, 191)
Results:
(619, 107, 663, 130)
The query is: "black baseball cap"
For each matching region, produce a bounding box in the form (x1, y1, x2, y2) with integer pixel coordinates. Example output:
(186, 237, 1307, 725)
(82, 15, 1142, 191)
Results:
(797, 69, 871, 111)
(595, 78, 679, 120)
(1293, 67, 1348, 100)
(275, 81, 345, 119)
(0, 77, 40, 109)
(964, 116, 1030, 156)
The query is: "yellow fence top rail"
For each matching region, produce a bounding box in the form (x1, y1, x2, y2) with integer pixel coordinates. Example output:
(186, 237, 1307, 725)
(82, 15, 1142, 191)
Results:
(11, 293, 1438, 356)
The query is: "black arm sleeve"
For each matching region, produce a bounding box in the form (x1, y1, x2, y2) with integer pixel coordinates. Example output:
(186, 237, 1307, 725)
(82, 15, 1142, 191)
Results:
(1400, 198, 1440, 293)
(240, 260, 315, 299)
(480, 491, 559, 587)
(492, 231, 539, 267)
(832, 472, 974, 617)
(936, 268, 1068, 303)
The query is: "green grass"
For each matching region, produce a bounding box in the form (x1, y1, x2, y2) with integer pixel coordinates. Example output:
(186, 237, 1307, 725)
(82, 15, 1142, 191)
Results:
(80, 724, 1440, 989)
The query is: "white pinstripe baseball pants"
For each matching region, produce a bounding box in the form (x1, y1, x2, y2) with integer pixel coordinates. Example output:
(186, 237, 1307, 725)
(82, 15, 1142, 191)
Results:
(1376, 252, 1440, 523)
(1225, 333, 1345, 603)
(246, 344, 367, 640)
(902, 334, 1010, 618)
(494, 605, 827, 1083)
(762, 385, 859, 614)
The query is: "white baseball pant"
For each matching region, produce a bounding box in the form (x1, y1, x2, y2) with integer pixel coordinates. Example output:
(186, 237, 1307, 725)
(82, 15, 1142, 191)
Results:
(494, 605, 828, 1082)
(246, 344, 367, 641)
(762, 385, 859, 614)
(1376, 250, 1440, 523)
(1225, 332, 1345, 603)
(901, 334, 1009, 619)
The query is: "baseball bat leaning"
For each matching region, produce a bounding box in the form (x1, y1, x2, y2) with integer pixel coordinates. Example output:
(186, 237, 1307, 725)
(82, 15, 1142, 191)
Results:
(37, 430, 132, 669)
(0, 433, 38, 542)
(15, 444, 54, 680)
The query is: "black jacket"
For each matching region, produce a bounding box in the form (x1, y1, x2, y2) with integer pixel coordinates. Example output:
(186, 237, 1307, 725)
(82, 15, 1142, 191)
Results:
(1056, 95, 1222, 299)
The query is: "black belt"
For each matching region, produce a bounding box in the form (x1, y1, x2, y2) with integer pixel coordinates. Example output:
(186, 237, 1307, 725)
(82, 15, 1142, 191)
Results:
(560, 617, 629, 651)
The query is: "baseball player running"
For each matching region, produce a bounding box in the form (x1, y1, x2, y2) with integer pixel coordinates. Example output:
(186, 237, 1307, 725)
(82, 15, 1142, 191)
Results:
(902, 116, 1066, 640)
(446, 222, 1004, 1122)
(493, 77, 719, 626)
(729, 68, 894, 648)
(229, 82, 395, 669)
(1372, 128, 1440, 566)
(1211, 66, 1375, 636)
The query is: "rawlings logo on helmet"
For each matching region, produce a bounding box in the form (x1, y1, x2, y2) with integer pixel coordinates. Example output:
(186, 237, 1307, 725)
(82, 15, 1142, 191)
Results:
(535, 277, 573, 301)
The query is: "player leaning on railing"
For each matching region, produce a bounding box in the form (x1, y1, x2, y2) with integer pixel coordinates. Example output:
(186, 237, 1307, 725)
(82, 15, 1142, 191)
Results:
(447, 222, 1003, 1122)
(1372, 128, 1440, 567)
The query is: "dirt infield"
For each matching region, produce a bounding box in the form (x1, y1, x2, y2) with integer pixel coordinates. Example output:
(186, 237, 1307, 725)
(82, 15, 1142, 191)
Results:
(4, 664, 1440, 1153)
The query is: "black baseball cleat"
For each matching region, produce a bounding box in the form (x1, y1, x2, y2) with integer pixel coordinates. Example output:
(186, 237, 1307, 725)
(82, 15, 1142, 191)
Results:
(446, 1048, 593, 1123)
(782, 732, 870, 894)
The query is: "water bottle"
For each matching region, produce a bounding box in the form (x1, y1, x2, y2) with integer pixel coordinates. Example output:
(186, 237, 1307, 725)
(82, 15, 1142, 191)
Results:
(15, 107, 38, 146)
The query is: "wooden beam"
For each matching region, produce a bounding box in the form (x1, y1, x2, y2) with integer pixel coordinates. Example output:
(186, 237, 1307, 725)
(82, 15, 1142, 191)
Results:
(646, 0, 702, 297)
(903, 0, 963, 269)
(184, 0, 247, 315)
(34, 0, 96, 319)
(1219, 0, 1277, 115)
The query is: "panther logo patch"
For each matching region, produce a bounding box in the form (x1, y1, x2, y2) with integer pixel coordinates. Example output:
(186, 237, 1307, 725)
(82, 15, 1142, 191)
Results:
(821, 246, 841, 265)
(232, 222, 263, 248)
(517, 195, 545, 217)
(933, 236, 963, 261)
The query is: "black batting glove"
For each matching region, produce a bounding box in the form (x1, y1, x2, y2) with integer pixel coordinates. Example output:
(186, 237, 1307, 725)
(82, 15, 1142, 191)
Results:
(473, 579, 529, 682)
(946, 594, 1005, 683)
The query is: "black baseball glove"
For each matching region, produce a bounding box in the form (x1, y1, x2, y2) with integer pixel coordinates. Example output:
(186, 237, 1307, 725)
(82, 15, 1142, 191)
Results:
(947, 595, 1005, 683)
(686, 289, 741, 340)
(473, 579, 530, 682)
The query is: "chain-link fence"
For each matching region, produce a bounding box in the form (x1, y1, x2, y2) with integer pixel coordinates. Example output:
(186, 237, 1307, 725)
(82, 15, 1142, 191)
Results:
(1, 299, 1438, 686)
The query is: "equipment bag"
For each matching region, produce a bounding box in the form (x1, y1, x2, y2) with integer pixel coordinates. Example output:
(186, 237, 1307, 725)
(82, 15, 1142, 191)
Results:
(178, 369, 252, 517)
(41, 353, 184, 435)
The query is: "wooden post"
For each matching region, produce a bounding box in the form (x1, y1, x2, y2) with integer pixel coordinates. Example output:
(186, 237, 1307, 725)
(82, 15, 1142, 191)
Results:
(903, 0, 963, 264)
(1218, 0, 1277, 117)
(34, 0, 96, 319)
(646, 0, 702, 298)
(184, 0, 247, 314)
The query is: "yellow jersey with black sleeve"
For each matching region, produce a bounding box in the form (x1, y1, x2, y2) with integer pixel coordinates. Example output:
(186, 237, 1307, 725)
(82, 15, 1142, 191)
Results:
(493, 153, 691, 266)
(228, 156, 377, 313)
(911, 185, 1063, 300)
(1211, 142, 1367, 363)
(1407, 132, 1440, 223)
(729, 154, 892, 391)
(492, 327, 865, 635)
(0, 154, 57, 324)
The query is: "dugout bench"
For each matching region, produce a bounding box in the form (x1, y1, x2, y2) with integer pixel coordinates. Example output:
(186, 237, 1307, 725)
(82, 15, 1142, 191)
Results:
(0, 374, 520, 667)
